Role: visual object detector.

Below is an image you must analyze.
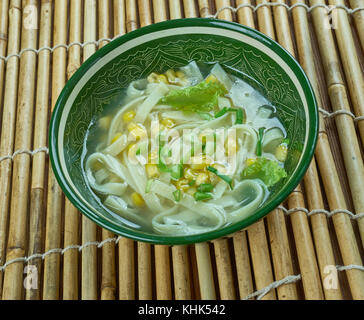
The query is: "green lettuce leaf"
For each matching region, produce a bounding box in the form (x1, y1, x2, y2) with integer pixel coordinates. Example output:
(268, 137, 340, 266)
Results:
(241, 157, 287, 187)
(160, 80, 227, 113)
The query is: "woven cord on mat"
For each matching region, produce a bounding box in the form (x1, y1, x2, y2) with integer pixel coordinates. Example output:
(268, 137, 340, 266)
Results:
(0, 1, 364, 300)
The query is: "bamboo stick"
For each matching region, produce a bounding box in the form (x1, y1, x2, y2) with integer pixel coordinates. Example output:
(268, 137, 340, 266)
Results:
(62, 0, 82, 300)
(153, 0, 168, 23)
(256, 0, 275, 37)
(169, 0, 182, 19)
(183, 0, 197, 18)
(325, 0, 364, 246)
(126, 0, 139, 31)
(138, 242, 153, 299)
(138, 0, 152, 26)
(215, 0, 233, 20)
(349, 0, 364, 51)
(198, 0, 211, 17)
(220, 0, 277, 300)
(119, 238, 135, 299)
(236, 0, 255, 28)
(81, 0, 98, 300)
(268, 0, 325, 300)
(0, 0, 9, 118)
(26, 0, 52, 300)
(154, 245, 172, 299)
(194, 242, 216, 299)
(2, 0, 38, 300)
(0, 0, 21, 299)
(114, 0, 126, 37)
(212, 238, 236, 299)
(290, 0, 343, 300)
(97, 0, 117, 301)
(232, 232, 254, 299)
(308, 0, 364, 299)
(172, 245, 192, 300)
(42, 0, 68, 300)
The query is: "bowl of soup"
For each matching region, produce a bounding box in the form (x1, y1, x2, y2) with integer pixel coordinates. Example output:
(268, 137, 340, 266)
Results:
(49, 18, 318, 244)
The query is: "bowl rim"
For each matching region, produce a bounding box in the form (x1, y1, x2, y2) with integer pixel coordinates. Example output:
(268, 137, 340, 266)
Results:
(49, 17, 319, 245)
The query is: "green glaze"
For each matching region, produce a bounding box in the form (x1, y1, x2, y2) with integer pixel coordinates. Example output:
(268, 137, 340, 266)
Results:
(49, 18, 318, 245)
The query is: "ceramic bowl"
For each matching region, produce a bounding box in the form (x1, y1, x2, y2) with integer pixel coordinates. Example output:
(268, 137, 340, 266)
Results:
(49, 18, 318, 244)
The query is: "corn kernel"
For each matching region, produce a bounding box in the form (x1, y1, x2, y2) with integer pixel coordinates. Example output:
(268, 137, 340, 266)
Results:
(127, 122, 147, 140)
(147, 72, 169, 84)
(176, 70, 185, 78)
(275, 144, 288, 162)
(131, 192, 145, 207)
(161, 118, 175, 129)
(165, 69, 177, 83)
(205, 74, 218, 83)
(245, 158, 256, 166)
(175, 179, 189, 192)
(123, 110, 136, 122)
(111, 132, 122, 144)
(196, 172, 209, 186)
(190, 155, 213, 170)
(184, 167, 197, 180)
(146, 164, 159, 178)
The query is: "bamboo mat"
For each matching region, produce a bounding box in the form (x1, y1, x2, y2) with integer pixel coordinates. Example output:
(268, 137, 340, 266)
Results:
(0, 0, 364, 300)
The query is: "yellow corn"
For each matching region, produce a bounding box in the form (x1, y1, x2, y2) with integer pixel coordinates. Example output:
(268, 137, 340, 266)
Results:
(147, 72, 168, 84)
(176, 70, 185, 78)
(111, 132, 122, 144)
(190, 155, 213, 170)
(205, 74, 218, 83)
(275, 144, 288, 162)
(245, 158, 256, 166)
(165, 69, 177, 83)
(196, 172, 209, 186)
(175, 179, 189, 192)
(146, 164, 159, 178)
(131, 192, 145, 207)
(161, 118, 175, 129)
(184, 167, 197, 180)
(123, 110, 136, 122)
(127, 122, 147, 140)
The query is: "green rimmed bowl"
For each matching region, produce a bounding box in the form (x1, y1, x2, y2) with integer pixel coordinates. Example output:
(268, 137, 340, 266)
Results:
(49, 18, 318, 245)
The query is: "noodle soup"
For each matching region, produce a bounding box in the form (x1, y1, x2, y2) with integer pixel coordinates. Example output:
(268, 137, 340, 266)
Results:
(83, 62, 288, 236)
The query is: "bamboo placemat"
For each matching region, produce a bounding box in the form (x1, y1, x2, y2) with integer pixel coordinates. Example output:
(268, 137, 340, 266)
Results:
(0, 0, 364, 300)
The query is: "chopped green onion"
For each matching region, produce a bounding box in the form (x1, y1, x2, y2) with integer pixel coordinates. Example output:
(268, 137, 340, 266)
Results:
(214, 107, 228, 118)
(188, 180, 196, 186)
(136, 148, 141, 155)
(170, 164, 183, 180)
(282, 138, 290, 145)
(206, 166, 233, 189)
(145, 179, 153, 193)
(193, 192, 213, 201)
(235, 108, 244, 124)
(173, 189, 181, 202)
(256, 127, 265, 156)
(197, 183, 214, 193)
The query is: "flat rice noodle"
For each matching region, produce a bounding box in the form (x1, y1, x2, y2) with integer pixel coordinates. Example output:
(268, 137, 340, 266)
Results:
(227, 180, 265, 223)
(107, 96, 146, 144)
(180, 61, 203, 86)
(103, 133, 128, 156)
(209, 63, 233, 90)
(134, 83, 169, 124)
(151, 179, 226, 235)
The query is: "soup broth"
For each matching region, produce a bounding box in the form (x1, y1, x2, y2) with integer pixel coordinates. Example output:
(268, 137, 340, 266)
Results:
(83, 62, 288, 235)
